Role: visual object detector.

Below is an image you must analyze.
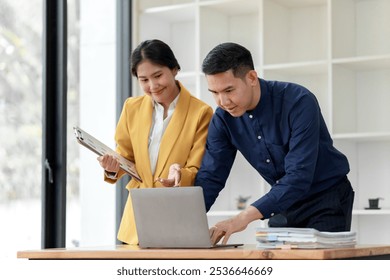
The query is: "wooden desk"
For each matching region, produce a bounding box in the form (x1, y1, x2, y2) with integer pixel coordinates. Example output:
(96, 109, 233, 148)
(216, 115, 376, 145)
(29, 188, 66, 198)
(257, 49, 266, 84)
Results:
(17, 244, 390, 260)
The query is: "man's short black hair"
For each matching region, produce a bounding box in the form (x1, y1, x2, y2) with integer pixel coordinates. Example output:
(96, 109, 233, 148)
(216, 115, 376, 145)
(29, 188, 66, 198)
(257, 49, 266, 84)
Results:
(202, 42, 254, 78)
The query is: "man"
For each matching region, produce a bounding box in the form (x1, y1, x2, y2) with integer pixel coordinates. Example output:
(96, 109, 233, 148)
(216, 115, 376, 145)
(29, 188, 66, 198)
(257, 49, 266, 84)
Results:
(195, 42, 354, 245)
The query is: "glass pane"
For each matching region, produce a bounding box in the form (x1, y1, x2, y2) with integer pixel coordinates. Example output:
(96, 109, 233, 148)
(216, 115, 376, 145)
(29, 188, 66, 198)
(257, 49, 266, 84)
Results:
(0, 0, 42, 258)
(66, 0, 81, 248)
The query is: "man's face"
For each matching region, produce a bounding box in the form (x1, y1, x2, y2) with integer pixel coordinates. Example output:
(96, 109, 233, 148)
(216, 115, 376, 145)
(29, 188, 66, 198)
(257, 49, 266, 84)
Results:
(206, 70, 258, 117)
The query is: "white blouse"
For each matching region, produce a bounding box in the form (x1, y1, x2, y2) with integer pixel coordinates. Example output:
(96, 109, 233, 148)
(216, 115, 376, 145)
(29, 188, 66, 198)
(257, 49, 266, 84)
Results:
(148, 94, 179, 175)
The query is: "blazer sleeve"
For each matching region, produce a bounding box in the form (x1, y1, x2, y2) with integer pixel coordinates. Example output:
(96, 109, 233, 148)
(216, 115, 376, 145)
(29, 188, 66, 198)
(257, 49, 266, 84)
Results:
(104, 98, 134, 184)
(179, 105, 213, 186)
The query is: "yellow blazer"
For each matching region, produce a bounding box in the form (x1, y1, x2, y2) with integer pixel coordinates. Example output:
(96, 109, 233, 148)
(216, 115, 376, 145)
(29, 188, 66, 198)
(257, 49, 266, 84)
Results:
(105, 82, 213, 244)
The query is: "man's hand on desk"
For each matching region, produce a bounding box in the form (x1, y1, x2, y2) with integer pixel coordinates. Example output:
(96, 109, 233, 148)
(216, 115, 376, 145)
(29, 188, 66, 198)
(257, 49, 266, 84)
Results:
(209, 206, 263, 245)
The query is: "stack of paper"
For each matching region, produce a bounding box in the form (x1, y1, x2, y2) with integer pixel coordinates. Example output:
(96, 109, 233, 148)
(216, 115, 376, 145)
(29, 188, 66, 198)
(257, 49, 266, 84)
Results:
(255, 227, 356, 249)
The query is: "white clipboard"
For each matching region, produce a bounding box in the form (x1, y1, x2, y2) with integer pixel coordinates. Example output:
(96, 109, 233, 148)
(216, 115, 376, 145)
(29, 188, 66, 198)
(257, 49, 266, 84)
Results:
(73, 126, 142, 182)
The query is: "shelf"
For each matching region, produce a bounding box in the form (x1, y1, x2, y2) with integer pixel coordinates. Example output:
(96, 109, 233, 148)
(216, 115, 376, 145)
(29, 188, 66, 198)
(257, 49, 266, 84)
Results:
(198, 0, 261, 66)
(135, 0, 390, 245)
(332, 63, 390, 135)
(140, 0, 194, 13)
(333, 132, 390, 142)
(199, 0, 259, 15)
(263, 0, 327, 7)
(263, 0, 328, 64)
(263, 60, 328, 75)
(207, 210, 241, 217)
(142, 4, 196, 22)
(139, 5, 197, 74)
(332, 0, 390, 59)
(353, 209, 390, 215)
(177, 71, 200, 79)
(332, 55, 390, 70)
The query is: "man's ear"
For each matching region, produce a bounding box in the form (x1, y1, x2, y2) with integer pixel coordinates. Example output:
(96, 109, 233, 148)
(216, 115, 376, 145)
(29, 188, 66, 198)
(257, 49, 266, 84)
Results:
(246, 70, 258, 86)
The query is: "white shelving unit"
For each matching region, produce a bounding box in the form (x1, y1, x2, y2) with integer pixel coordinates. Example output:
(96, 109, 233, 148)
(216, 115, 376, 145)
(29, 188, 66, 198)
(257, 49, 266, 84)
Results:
(134, 0, 390, 244)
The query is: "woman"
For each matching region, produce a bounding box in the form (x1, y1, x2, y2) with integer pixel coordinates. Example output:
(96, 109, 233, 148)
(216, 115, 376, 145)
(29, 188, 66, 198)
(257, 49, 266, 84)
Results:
(98, 39, 213, 244)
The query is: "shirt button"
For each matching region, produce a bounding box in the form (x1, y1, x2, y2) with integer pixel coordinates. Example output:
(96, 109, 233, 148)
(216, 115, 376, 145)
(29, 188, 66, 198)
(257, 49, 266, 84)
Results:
(276, 180, 279, 184)
(270, 213, 275, 217)
(266, 159, 271, 163)
(249, 114, 253, 119)
(257, 135, 261, 140)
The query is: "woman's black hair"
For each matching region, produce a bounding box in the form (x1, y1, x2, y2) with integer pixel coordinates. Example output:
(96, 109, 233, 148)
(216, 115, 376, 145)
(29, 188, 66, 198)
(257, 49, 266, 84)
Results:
(202, 42, 254, 78)
(131, 39, 181, 77)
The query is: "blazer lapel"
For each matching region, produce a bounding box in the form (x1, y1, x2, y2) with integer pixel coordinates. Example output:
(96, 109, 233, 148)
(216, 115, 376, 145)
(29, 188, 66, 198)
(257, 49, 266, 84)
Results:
(154, 84, 191, 177)
(136, 96, 154, 186)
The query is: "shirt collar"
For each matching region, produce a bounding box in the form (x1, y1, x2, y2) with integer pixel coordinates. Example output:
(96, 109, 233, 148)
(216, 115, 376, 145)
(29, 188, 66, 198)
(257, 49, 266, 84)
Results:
(246, 78, 266, 115)
(152, 92, 180, 112)
(151, 82, 181, 110)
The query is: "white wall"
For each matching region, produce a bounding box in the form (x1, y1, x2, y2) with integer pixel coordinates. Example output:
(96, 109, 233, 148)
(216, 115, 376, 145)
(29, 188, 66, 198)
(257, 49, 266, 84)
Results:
(79, 0, 117, 246)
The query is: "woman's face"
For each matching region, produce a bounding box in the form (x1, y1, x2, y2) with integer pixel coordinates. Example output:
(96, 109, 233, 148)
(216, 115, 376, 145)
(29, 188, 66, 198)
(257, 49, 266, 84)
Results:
(136, 60, 179, 105)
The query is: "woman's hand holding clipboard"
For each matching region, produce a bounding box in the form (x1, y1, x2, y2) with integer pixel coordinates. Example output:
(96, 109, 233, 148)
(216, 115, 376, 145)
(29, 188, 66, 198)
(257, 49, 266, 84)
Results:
(73, 126, 142, 182)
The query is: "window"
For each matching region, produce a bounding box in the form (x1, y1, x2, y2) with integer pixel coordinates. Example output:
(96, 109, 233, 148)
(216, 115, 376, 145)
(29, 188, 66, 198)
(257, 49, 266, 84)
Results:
(0, 0, 43, 258)
(0, 0, 82, 257)
(1, 0, 125, 258)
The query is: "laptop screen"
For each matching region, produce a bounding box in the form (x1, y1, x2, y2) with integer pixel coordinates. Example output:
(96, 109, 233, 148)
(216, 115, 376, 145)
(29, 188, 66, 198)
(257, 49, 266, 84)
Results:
(131, 186, 214, 248)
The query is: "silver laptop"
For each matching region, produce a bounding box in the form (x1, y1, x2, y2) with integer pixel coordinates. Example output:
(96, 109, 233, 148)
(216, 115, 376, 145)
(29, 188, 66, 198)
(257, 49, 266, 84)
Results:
(130, 186, 243, 248)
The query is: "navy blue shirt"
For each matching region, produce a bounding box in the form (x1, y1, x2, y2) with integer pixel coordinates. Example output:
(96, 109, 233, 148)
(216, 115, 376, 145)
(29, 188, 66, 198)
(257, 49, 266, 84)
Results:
(195, 79, 350, 219)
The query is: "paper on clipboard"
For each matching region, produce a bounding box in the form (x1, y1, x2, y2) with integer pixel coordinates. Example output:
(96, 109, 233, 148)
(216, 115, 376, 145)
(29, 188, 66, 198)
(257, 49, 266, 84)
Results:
(73, 126, 142, 182)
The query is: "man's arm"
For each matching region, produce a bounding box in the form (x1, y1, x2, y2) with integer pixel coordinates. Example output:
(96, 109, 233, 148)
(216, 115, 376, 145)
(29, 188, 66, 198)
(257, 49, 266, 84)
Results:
(210, 206, 263, 245)
(195, 113, 237, 211)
